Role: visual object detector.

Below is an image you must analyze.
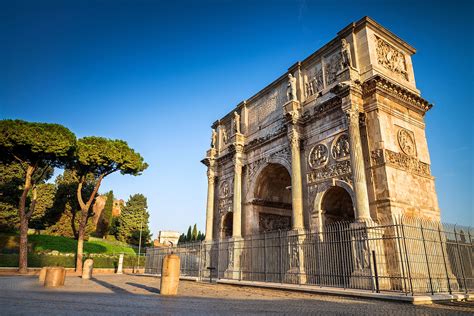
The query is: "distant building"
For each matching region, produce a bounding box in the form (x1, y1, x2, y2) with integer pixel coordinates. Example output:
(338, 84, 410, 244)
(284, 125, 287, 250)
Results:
(112, 199, 124, 217)
(156, 231, 180, 247)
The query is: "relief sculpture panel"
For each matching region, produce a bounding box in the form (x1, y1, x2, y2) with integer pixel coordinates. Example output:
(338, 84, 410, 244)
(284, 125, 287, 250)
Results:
(308, 143, 329, 169)
(375, 35, 409, 81)
(331, 134, 350, 160)
(259, 213, 291, 232)
(397, 128, 417, 157)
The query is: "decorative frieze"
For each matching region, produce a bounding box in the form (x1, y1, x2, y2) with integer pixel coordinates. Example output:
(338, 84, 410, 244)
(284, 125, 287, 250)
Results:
(246, 147, 291, 180)
(218, 198, 232, 215)
(375, 35, 409, 81)
(371, 148, 431, 177)
(307, 160, 352, 184)
(259, 213, 291, 232)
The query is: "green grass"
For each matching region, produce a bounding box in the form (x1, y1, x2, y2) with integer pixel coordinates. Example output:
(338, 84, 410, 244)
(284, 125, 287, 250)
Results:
(0, 234, 138, 255)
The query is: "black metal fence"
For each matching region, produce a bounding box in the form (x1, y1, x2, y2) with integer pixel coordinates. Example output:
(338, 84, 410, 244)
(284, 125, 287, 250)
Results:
(145, 216, 473, 295)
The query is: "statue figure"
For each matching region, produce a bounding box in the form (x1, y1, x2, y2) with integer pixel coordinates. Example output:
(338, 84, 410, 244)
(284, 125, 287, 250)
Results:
(222, 127, 228, 144)
(341, 39, 352, 68)
(233, 111, 241, 134)
(286, 73, 297, 102)
(211, 128, 217, 148)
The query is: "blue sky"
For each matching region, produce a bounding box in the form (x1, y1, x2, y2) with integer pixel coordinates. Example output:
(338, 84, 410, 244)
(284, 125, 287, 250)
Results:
(1, 0, 473, 236)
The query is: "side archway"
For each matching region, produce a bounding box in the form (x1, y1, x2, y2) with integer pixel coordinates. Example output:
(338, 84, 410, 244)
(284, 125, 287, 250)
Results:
(311, 180, 356, 231)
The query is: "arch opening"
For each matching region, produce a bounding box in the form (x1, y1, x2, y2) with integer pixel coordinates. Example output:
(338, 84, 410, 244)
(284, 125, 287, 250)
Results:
(252, 163, 292, 233)
(321, 186, 355, 224)
(221, 212, 233, 238)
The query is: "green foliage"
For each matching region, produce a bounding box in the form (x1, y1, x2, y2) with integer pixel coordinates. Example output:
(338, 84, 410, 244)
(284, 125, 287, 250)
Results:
(0, 234, 138, 255)
(0, 120, 76, 168)
(29, 183, 56, 229)
(113, 194, 151, 246)
(75, 137, 148, 178)
(0, 253, 144, 268)
(179, 224, 205, 244)
(0, 162, 54, 231)
(192, 224, 198, 241)
(186, 226, 192, 241)
(44, 170, 96, 238)
(97, 191, 114, 237)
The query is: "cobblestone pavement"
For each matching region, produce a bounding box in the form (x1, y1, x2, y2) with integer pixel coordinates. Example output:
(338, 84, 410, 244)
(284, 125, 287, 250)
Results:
(0, 274, 472, 315)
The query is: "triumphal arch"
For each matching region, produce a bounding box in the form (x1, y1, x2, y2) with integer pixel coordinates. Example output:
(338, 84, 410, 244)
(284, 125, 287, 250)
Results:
(202, 17, 439, 241)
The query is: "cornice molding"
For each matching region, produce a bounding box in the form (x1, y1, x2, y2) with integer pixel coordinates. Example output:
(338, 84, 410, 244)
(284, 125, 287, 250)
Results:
(362, 75, 432, 115)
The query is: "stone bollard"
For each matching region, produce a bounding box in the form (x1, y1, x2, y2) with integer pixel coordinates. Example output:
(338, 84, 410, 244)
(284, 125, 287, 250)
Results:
(117, 254, 124, 274)
(38, 267, 49, 283)
(82, 259, 94, 279)
(44, 267, 66, 287)
(160, 254, 180, 295)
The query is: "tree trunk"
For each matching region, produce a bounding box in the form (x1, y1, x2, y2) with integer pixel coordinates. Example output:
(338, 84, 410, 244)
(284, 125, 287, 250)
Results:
(18, 214, 29, 274)
(75, 209, 88, 274)
(75, 174, 104, 274)
(18, 166, 34, 274)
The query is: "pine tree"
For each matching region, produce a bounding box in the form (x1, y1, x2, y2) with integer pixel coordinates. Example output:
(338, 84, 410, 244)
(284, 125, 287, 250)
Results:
(115, 194, 151, 246)
(192, 224, 198, 241)
(99, 191, 114, 237)
(186, 226, 192, 242)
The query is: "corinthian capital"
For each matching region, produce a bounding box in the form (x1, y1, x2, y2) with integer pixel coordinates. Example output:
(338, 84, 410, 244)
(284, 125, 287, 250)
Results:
(288, 110, 300, 125)
(343, 107, 359, 127)
(207, 170, 216, 184)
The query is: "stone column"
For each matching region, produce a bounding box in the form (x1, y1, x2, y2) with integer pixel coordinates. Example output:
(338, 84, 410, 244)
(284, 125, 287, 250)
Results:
(204, 149, 217, 241)
(232, 140, 244, 238)
(287, 117, 304, 230)
(344, 107, 371, 221)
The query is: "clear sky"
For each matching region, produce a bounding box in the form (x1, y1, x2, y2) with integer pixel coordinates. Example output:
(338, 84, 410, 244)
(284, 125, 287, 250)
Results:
(1, 0, 473, 237)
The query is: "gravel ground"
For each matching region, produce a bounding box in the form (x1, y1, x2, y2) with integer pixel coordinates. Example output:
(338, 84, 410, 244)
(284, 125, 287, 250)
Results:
(0, 274, 472, 315)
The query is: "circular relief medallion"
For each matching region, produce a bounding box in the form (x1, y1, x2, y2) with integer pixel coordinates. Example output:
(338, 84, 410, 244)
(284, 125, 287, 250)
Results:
(219, 180, 230, 198)
(308, 144, 328, 169)
(398, 129, 416, 156)
(331, 134, 350, 160)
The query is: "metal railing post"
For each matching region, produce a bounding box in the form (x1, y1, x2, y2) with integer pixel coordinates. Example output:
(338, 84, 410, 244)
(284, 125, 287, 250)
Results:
(279, 230, 283, 283)
(263, 232, 267, 282)
(420, 222, 434, 295)
(437, 224, 452, 294)
(372, 250, 380, 293)
(216, 240, 220, 280)
(400, 220, 414, 295)
(394, 220, 408, 295)
(453, 226, 468, 293)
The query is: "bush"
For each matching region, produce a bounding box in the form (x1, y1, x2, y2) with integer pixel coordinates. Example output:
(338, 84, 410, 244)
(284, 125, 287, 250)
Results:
(0, 253, 144, 269)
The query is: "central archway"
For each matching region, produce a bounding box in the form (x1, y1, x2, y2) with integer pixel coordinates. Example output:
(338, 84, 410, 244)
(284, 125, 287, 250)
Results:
(252, 163, 292, 233)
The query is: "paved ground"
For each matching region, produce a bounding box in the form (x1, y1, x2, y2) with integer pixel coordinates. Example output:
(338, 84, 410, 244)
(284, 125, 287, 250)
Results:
(0, 274, 472, 315)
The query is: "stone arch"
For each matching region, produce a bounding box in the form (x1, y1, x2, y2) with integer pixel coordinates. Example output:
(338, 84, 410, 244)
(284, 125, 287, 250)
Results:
(247, 161, 292, 234)
(246, 157, 291, 203)
(311, 179, 356, 231)
(220, 212, 233, 239)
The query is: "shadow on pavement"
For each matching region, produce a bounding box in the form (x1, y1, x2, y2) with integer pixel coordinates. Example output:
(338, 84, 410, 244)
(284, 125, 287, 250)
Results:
(126, 282, 160, 294)
(90, 277, 129, 294)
